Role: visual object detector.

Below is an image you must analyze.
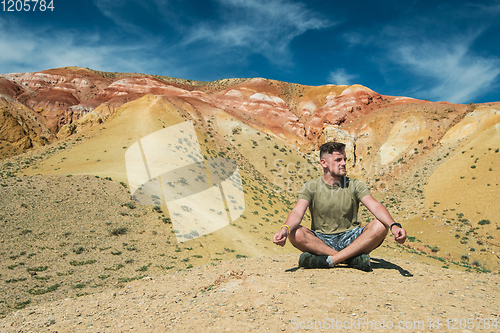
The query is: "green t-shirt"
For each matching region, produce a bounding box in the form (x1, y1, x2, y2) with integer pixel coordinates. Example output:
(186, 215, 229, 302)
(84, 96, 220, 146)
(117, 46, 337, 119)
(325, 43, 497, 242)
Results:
(298, 176, 371, 234)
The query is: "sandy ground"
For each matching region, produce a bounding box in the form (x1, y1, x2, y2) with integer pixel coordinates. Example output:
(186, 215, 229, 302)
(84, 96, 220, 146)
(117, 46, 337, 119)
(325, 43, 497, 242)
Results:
(1, 253, 499, 332)
(1, 95, 499, 332)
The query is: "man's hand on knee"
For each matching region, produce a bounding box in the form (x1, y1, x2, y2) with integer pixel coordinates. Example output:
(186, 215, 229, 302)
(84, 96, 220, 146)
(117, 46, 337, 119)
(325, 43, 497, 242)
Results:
(273, 227, 289, 247)
(390, 224, 406, 244)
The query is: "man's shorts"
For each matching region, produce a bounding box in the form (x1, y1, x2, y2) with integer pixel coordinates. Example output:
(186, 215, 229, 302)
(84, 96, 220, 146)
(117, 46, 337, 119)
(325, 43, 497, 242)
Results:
(312, 226, 365, 252)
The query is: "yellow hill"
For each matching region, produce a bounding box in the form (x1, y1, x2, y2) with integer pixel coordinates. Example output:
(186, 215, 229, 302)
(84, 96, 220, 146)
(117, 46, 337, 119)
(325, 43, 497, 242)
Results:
(22, 95, 186, 183)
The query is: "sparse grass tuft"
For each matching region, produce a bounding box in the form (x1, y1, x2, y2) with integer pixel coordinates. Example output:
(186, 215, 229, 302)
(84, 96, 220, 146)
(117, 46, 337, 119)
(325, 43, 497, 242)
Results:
(430, 246, 439, 253)
(69, 260, 97, 266)
(122, 202, 136, 209)
(27, 266, 48, 272)
(104, 264, 124, 271)
(118, 275, 144, 283)
(73, 246, 86, 254)
(136, 264, 151, 272)
(14, 300, 31, 309)
(110, 227, 127, 236)
(6, 277, 27, 283)
(28, 284, 60, 295)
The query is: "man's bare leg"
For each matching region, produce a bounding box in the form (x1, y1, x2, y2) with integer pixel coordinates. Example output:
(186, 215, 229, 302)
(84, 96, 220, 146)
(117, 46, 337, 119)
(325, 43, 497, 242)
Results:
(290, 219, 388, 268)
(288, 226, 338, 256)
(289, 220, 387, 269)
(329, 219, 388, 265)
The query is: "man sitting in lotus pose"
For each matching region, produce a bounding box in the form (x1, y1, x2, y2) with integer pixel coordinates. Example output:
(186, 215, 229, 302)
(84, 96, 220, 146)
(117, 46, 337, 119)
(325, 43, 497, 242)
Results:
(273, 142, 406, 271)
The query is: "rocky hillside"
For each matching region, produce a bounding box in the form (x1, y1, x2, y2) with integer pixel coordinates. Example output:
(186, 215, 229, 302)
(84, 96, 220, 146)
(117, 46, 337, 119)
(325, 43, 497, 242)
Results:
(1, 67, 404, 154)
(0, 67, 499, 321)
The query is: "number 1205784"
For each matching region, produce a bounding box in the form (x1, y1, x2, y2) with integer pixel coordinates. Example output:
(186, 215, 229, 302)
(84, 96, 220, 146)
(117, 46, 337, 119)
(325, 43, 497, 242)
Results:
(2, 0, 54, 12)
(446, 318, 498, 330)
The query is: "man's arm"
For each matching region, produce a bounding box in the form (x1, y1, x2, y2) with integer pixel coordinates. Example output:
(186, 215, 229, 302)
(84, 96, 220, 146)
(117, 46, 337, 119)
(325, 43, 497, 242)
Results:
(360, 194, 406, 244)
(272, 199, 309, 247)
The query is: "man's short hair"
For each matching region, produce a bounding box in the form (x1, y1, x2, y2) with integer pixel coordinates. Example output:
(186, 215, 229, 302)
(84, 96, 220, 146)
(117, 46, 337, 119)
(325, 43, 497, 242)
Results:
(319, 142, 345, 159)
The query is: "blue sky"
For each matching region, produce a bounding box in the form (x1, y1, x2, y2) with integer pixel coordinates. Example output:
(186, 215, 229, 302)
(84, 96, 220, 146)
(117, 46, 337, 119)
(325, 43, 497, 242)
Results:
(1, 0, 500, 104)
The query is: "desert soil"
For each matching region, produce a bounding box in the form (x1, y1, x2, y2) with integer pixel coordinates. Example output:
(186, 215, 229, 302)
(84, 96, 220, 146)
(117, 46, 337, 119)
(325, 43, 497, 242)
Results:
(1, 94, 499, 332)
(1, 253, 499, 332)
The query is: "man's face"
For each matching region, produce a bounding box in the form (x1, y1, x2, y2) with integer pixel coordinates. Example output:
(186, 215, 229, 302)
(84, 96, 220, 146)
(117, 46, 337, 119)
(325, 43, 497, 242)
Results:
(320, 151, 347, 177)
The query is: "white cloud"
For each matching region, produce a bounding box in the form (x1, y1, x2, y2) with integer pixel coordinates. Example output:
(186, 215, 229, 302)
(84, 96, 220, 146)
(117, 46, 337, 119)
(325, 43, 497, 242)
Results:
(0, 18, 170, 75)
(342, 31, 375, 48)
(368, 3, 500, 103)
(87, 0, 335, 78)
(182, 0, 334, 66)
(92, 0, 145, 32)
(392, 38, 500, 103)
(327, 68, 357, 85)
